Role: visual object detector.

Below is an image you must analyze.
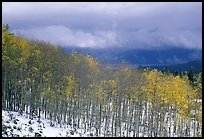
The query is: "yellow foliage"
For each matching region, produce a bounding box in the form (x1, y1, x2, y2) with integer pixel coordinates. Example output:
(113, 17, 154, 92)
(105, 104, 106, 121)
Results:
(84, 55, 98, 70)
(142, 69, 197, 118)
(65, 75, 75, 97)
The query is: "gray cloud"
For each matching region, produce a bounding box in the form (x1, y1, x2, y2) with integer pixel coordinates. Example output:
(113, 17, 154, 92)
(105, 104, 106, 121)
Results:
(2, 2, 202, 49)
(13, 25, 120, 48)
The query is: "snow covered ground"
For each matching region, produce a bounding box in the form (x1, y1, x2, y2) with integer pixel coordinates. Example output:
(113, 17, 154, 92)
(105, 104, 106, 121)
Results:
(2, 110, 96, 137)
(2, 104, 201, 137)
(2, 109, 149, 137)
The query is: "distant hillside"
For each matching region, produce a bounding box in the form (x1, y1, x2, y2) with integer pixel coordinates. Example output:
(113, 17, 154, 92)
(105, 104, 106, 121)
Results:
(63, 46, 202, 66)
(149, 60, 202, 72)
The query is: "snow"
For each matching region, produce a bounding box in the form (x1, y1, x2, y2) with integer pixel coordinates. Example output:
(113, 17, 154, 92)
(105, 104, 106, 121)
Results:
(2, 109, 150, 137)
(2, 110, 95, 137)
(2, 101, 202, 137)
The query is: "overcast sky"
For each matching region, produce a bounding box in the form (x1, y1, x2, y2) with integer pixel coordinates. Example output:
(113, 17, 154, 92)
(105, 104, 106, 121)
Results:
(2, 2, 202, 50)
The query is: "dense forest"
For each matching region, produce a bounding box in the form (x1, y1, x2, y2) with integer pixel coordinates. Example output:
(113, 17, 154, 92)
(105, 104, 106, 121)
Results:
(2, 24, 202, 137)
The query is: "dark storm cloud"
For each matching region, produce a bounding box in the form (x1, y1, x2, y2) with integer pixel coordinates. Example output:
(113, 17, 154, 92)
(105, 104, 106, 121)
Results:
(2, 2, 202, 49)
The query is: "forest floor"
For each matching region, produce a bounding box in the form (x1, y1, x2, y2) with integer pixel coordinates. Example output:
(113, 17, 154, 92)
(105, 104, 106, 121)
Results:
(2, 110, 96, 137)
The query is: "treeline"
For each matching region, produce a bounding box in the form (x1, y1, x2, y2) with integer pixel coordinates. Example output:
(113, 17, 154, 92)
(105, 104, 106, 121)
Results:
(2, 24, 202, 137)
